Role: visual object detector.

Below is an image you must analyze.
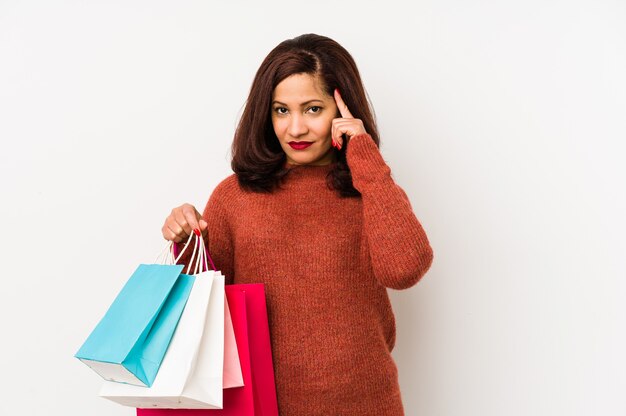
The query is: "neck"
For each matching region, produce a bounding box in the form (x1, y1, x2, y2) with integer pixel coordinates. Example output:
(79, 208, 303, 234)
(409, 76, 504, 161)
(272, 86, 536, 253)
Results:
(284, 160, 335, 169)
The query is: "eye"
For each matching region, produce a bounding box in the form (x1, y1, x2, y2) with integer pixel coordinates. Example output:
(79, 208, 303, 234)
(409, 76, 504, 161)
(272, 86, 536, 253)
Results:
(308, 106, 321, 113)
(274, 107, 288, 115)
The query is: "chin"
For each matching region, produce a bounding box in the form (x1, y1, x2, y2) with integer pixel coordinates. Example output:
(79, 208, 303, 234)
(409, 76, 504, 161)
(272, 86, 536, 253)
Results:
(287, 153, 317, 164)
(289, 156, 314, 164)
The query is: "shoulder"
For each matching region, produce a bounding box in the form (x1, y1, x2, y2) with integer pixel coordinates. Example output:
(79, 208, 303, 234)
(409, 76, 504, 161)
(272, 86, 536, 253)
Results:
(210, 173, 238, 198)
(213, 173, 239, 193)
(207, 173, 243, 208)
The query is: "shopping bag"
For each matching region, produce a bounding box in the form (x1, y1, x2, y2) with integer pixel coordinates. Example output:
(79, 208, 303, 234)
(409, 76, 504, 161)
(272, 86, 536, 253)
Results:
(75, 263, 195, 387)
(222, 284, 278, 416)
(222, 294, 244, 389)
(100, 272, 224, 408)
(137, 283, 278, 415)
(169, 233, 244, 390)
(100, 232, 242, 408)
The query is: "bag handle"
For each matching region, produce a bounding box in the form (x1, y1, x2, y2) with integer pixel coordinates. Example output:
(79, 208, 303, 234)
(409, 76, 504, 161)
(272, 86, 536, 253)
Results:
(185, 233, 201, 275)
(193, 233, 204, 275)
(193, 229, 216, 272)
(155, 229, 217, 273)
(155, 232, 194, 266)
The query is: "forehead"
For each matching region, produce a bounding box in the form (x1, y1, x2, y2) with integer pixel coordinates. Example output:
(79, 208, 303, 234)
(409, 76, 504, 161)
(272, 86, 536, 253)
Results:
(272, 73, 330, 102)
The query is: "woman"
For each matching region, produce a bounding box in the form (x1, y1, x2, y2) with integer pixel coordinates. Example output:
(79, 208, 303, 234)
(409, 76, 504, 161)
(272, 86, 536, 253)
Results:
(162, 33, 433, 416)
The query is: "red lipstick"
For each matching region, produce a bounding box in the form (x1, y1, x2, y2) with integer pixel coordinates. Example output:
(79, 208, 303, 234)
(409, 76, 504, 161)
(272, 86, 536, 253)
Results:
(289, 141, 313, 150)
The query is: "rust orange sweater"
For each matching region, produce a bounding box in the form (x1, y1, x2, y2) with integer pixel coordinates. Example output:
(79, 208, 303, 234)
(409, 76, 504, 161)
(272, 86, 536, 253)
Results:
(179, 133, 433, 415)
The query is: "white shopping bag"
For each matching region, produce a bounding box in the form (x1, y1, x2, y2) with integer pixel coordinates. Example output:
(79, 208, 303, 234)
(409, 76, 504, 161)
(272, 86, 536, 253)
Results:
(100, 233, 231, 409)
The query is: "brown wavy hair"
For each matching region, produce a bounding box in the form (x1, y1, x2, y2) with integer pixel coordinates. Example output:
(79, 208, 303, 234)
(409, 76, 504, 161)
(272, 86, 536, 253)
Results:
(231, 33, 380, 197)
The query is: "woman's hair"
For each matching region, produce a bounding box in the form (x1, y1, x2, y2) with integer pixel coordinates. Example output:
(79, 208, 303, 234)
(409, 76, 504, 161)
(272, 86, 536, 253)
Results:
(231, 33, 380, 197)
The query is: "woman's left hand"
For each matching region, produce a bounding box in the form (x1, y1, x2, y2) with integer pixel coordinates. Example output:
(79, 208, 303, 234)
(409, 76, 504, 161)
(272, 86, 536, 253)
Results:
(332, 88, 368, 151)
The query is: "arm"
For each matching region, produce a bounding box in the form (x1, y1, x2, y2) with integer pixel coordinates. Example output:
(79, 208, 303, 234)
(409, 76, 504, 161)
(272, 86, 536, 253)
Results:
(346, 133, 434, 290)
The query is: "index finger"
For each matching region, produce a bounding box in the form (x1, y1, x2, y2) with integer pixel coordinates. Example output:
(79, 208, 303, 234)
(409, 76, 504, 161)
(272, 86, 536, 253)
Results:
(186, 205, 203, 229)
(334, 88, 353, 119)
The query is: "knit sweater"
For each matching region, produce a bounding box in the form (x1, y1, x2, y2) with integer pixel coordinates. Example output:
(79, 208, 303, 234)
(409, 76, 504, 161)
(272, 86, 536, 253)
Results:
(177, 133, 433, 415)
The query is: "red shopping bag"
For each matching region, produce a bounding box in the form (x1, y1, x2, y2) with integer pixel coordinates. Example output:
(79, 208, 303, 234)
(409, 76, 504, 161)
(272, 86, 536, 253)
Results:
(137, 283, 278, 415)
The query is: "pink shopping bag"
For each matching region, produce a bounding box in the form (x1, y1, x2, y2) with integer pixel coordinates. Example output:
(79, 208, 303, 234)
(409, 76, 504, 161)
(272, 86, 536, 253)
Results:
(137, 283, 278, 415)
(222, 293, 243, 389)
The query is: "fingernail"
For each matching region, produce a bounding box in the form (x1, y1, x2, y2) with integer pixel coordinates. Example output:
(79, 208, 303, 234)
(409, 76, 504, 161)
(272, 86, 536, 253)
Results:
(193, 228, 200, 236)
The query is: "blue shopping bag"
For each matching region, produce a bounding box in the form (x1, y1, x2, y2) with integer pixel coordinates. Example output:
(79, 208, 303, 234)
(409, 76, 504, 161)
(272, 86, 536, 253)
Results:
(75, 264, 195, 387)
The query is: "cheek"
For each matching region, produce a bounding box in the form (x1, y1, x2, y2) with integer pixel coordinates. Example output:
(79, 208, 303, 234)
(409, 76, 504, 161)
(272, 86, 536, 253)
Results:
(317, 116, 334, 135)
(271, 119, 286, 137)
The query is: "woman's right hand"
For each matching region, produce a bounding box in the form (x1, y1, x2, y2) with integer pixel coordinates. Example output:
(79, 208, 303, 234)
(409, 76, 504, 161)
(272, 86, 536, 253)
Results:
(162, 203, 208, 243)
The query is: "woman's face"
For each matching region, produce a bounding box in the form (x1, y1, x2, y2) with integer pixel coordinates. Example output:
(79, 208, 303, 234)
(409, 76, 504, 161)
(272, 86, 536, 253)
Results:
(271, 73, 339, 166)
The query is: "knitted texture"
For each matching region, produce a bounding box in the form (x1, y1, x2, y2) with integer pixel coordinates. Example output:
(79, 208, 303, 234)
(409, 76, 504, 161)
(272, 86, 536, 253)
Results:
(176, 133, 433, 415)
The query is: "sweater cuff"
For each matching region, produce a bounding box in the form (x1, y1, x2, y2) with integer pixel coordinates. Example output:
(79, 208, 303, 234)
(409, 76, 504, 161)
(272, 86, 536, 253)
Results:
(345, 133, 392, 191)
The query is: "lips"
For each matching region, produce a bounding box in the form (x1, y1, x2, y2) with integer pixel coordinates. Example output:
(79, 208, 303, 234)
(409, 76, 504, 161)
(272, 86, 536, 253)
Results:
(289, 141, 313, 150)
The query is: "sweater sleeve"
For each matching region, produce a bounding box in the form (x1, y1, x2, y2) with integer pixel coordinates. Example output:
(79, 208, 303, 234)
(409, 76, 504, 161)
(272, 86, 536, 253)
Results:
(346, 133, 434, 290)
(175, 178, 236, 285)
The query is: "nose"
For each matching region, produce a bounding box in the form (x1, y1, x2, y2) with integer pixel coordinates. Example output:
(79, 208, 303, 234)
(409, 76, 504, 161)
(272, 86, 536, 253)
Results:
(287, 113, 308, 137)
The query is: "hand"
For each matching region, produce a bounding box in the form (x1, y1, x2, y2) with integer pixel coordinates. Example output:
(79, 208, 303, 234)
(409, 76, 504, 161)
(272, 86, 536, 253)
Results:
(331, 88, 368, 151)
(162, 203, 208, 243)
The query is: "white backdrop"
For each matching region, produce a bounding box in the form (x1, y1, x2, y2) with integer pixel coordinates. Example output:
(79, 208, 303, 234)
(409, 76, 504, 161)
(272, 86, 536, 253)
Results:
(1, 1, 624, 415)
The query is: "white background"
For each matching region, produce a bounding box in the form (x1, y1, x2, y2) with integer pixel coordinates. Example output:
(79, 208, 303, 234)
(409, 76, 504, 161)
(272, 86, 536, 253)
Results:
(1, 1, 624, 415)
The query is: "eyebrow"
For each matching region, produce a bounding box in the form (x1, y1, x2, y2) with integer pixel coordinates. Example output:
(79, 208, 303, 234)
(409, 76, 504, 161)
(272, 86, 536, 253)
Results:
(271, 99, 324, 106)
